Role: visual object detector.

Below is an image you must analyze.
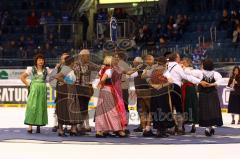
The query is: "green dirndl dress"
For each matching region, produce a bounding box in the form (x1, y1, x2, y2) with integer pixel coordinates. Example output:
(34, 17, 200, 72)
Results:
(24, 67, 48, 126)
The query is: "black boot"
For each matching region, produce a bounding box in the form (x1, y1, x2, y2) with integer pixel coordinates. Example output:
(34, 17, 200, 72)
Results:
(205, 129, 212, 137)
(36, 126, 40, 133)
(133, 126, 143, 132)
(143, 130, 154, 137)
(190, 124, 196, 133)
(210, 128, 215, 135)
(156, 129, 169, 138)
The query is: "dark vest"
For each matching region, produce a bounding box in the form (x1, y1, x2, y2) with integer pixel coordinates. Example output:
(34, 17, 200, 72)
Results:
(198, 73, 216, 93)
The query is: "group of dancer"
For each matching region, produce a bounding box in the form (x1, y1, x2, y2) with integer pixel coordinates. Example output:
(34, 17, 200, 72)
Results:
(20, 49, 240, 138)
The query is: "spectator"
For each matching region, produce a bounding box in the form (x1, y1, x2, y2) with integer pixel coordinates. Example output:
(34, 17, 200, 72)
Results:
(1, 11, 10, 32)
(218, 9, 230, 30)
(95, 9, 108, 39)
(155, 23, 168, 43)
(39, 11, 46, 25)
(5, 40, 18, 58)
(27, 11, 39, 33)
(80, 11, 89, 48)
(26, 36, 36, 49)
(46, 11, 55, 24)
(46, 33, 55, 47)
(46, 11, 56, 33)
(18, 35, 26, 49)
(172, 23, 180, 41)
(167, 15, 175, 25)
(142, 24, 152, 41)
(230, 10, 240, 30)
(232, 25, 240, 47)
(42, 43, 56, 58)
(167, 21, 174, 38)
(134, 28, 148, 46)
(176, 14, 183, 25)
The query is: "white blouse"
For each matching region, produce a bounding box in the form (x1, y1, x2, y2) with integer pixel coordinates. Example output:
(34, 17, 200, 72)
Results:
(99, 69, 113, 78)
(166, 62, 201, 87)
(201, 70, 223, 86)
(25, 66, 51, 76)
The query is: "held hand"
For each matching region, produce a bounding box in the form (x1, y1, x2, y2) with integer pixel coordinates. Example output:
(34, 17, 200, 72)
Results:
(55, 63, 61, 69)
(200, 81, 209, 87)
(168, 77, 173, 83)
(97, 83, 103, 89)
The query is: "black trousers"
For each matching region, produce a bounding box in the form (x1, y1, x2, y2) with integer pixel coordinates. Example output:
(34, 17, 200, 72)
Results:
(170, 84, 183, 113)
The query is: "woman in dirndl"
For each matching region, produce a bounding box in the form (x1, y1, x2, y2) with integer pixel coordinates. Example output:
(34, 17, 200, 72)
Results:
(20, 54, 50, 134)
(227, 66, 240, 124)
(55, 56, 81, 137)
(181, 58, 200, 133)
(95, 56, 127, 138)
(198, 59, 223, 137)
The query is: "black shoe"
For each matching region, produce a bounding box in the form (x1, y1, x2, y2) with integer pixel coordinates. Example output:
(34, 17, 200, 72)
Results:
(156, 130, 169, 138)
(231, 120, 235, 124)
(52, 126, 58, 132)
(58, 132, 68, 137)
(175, 126, 185, 135)
(96, 134, 107, 138)
(115, 131, 127, 138)
(124, 129, 130, 135)
(190, 125, 196, 133)
(143, 130, 154, 137)
(27, 129, 32, 134)
(210, 128, 215, 135)
(64, 127, 69, 134)
(36, 126, 40, 133)
(70, 132, 78, 136)
(133, 126, 143, 132)
(205, 129, 212, 137)
(103, 132, 116, 137)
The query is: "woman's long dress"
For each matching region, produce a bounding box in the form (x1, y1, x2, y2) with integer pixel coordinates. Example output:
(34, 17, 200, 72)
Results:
(112, 66, 128, 128)
(182, 81, 199, 124)
(228, 75, 240, 114)
(95, 67, 125, 132)
(24, 67, 48, 126)
(198, 71, 223, 127)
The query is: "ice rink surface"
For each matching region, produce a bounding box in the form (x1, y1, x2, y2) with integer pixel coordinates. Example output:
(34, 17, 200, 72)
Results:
(0, 107, 239, 159)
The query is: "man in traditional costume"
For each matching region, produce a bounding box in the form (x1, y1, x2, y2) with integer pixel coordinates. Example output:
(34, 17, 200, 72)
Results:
(73, 49, 99, 133)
